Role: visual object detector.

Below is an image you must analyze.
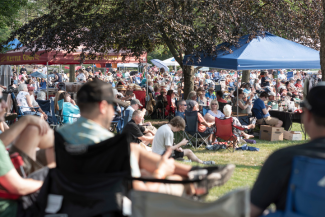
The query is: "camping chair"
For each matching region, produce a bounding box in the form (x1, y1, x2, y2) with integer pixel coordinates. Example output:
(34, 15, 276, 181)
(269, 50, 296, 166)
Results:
(36, 99, 53, 125)
(215, 117, 245, 152)
(50, 98, 60, 129)
(185, 111, 211, 148)
(10, 92, 39, 118)
(218, 102, 228, 113)
(133, 90, 146, 109)
(29, 131, 132, 217)
(265, 156, 325, 217)
(202, 107, 209, 116)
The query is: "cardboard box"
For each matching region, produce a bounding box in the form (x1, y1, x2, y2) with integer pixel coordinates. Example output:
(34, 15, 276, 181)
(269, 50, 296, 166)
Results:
(260, 125, 284, 141)
(284, 131, 302, 141)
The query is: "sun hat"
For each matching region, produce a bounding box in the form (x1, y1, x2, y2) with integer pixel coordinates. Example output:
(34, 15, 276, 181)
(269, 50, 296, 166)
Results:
(116, 85, 126, 91)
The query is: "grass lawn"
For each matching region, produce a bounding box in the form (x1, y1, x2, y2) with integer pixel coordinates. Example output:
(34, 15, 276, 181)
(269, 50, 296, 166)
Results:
(146, 119, 308, 201)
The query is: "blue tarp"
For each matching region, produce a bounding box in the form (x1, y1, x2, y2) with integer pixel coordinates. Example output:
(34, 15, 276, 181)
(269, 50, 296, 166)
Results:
(4, 38, 22, 50)
(183, 32, 320, 70)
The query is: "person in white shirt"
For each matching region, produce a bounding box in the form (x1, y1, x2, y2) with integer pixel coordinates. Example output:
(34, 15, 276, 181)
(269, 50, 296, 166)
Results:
(42, 66, 47, 75)
(76, 69, 87, 83)
(152, 116, 215, 165)
(278, 70, 286, 80)
(126, 99, 145, 122)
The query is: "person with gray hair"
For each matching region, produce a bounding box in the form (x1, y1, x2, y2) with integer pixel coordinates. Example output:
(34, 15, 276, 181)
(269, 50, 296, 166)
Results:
(223, 104, 255, 139)
(17, 84, 39, 115)
(37, 91, 46, 101)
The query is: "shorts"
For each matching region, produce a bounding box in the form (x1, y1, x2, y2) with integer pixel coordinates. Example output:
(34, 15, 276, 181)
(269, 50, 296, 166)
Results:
(201, 127, 214, 134)
(257, 116, 279, 126)
(173, 150, 184, 159)
(9, 146, 47, 176)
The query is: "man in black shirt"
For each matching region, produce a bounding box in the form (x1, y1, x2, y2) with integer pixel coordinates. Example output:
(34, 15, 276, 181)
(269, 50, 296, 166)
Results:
(250, 83, 325, 217)
(122, 110, 154, 145)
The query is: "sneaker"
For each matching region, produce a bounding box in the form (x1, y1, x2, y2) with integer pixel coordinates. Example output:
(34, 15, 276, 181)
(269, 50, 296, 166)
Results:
(203, 161, 216, 165)
(206, 164, 235, 189)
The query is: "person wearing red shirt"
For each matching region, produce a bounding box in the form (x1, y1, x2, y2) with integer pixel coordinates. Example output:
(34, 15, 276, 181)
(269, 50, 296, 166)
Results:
(216, 91, 227, 103)
(294, 79, 303, 89)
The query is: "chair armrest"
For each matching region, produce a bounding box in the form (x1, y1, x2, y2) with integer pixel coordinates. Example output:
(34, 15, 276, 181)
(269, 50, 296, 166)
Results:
(233, 125, 245, 131)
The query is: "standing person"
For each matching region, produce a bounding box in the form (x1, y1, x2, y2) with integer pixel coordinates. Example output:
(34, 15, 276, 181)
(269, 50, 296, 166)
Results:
(152, 116, 215, 165)
(20, 65, 27, 74)
(76, 69, 86, 83)
(250, 83, 325, 217)
(51, 69, 62, 83)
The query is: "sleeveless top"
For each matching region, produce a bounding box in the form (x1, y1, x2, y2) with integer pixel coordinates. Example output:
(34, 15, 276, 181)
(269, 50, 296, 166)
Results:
(16, 91, 30, 112)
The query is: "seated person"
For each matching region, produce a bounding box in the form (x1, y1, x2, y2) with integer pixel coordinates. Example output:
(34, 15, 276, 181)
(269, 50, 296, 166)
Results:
(152, 117, 215, 165)
(205, 86, 216, 100)
(122, 110, 155, 146)
(216, 91, 227, 103)
(175, 100, 186, 119)
(166, 90, 176, 115)
(27, 85, 47, 120)
(222, 105, 255, 140)
(189, 101, 215, 145)
(252, 91, 283, 127)
(266, 92, 278, 110)
(250, 84, 325, 217)
(125, 99, 146, 122)
(56, 91, 80, 124)
(16, 84, 42, 116)
(233, 89, 252, 114)
(204, 99, 225, 122)
(197, 91, 207, 106)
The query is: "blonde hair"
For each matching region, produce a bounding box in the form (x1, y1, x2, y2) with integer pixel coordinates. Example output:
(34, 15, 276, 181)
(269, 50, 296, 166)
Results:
(209, 99, 219, 110)
(223, 104, 232, 117)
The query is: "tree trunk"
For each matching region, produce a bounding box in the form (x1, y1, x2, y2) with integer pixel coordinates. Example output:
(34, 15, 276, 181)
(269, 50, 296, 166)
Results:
(183, 65, 195, 99)
(69, 65, 75, 82)
(320, 0, 325, 81)
(242, 70, 250, 83)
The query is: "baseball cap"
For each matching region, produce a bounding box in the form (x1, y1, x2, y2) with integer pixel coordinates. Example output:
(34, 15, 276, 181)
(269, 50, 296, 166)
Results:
(27, 85, 35, 91)
(269, 92, 276, 96)
(131, 99, 143, 107)
(77, 79, 128, 107)
(301, 82, 325, 117)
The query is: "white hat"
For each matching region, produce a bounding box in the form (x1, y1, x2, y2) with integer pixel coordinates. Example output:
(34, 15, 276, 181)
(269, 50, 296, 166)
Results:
(269, 92, 276, 96)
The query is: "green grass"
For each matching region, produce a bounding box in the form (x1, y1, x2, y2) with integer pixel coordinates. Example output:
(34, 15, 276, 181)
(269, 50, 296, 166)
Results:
(146, 120, 308, 201)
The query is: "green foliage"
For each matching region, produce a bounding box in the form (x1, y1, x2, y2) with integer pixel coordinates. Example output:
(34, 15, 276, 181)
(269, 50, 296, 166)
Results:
(147, 46, 172, 63)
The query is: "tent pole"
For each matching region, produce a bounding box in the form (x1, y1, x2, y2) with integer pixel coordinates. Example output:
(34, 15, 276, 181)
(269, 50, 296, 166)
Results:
(46, 62, 49, 99)
(236, 71, 239, 119)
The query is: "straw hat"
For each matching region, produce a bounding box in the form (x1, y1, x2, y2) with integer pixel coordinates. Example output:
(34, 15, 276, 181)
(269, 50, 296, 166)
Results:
(117, 85, 126, 91)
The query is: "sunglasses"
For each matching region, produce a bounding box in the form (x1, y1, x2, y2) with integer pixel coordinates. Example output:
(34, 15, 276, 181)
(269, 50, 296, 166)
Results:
(182, 104, 187, 106)
(211, 103, 218, 105)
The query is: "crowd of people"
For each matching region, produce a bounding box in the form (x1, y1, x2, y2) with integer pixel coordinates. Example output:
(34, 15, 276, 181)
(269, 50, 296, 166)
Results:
(0, 64, 324, 216)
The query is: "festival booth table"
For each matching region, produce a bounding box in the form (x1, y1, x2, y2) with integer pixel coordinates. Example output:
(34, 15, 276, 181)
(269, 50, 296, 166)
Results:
(183, 32, 320, 135)
(269, 110, 302, 131)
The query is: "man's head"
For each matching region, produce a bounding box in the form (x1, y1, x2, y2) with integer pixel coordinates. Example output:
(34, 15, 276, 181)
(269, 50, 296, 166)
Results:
(268, 92, 276, 101)
(216, 91, 223, 100)
(0, 89, 7, 122)
(77, 79, 127, 129)
(132, 110, 144, 124)
(259, 91, 269, 100)
(296, 79, 301, 84)
(188, 100, 199, 112)
(177, 100, 187, 112)
(301, 83, 325, 139)
(53, 69, 58, 74)
(130, 99, 143, 110)
(208, 86, 214, 93)
(169, 116, 186, 132)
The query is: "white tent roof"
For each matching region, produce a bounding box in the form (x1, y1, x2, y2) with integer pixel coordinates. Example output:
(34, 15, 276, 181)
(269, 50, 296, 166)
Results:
(162, 57, 179, 66)
(117, 63, 139, 68)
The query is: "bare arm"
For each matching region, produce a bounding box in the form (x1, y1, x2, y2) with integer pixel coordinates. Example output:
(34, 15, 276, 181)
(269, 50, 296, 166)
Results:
(170, 139, 188, 151)
(138, 135, 155, 142)
(262, 108, 270, 115)
(25, 94, 34, 109)
(0, 169, 43, 195)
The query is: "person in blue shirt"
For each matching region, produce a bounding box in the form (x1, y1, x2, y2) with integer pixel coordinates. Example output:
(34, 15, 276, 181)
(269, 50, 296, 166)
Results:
(40, 78, 47, 89)
(205, 87, 216, 100)
(252, 91, 283, 127)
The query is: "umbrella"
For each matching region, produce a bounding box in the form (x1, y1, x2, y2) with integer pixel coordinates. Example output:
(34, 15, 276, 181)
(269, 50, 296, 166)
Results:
(75, 66, 82, 70)
(150, 59, 169, 72)
(30, 71, 47, 79)
(64, 66, 69, 69)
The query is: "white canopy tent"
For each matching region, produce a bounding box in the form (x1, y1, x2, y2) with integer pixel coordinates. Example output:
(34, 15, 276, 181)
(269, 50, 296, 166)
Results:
(117, 63, 139, 68)
(162, 57, 179, 71)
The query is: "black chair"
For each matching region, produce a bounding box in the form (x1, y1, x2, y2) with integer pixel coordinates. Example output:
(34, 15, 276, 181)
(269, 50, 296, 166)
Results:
(184, 111, 211, 148)
(29, 131, 131, 217)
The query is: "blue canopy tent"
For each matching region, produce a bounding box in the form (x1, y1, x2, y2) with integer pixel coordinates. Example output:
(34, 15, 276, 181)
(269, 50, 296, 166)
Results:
(183, 32, 320, 120)
(183, 32, 320, 70)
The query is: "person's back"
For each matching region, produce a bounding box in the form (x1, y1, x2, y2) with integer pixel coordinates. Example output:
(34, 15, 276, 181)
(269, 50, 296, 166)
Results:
(152, 124, 173, 155)
(250, 83, 325, 217)
(252, 97, 268, 119)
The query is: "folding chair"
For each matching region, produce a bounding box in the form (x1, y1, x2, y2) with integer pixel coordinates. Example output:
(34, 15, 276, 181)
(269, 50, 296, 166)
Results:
(265, 156, 325, 217)
(10, 92, 40, 118)
(184, 111, 211, 148)
(50, 98, 60, 129)
(36, 99, 53, 124)
(218, 102, 227, 113)
(202, 107, 209, 116)
(215, 117, 245, 152)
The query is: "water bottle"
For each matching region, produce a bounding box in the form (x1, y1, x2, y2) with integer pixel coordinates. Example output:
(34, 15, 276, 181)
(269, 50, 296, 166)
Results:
(207, 97, 210, 106)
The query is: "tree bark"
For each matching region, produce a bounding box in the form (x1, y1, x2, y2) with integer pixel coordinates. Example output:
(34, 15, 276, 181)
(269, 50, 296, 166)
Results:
(242, 70, 250, 83)
(69, 64, 75, 82)
(320, 0, 325, 81)
(183, 65, 195, 99)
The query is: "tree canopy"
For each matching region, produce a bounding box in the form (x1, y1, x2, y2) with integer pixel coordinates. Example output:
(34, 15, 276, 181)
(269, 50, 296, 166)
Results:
(5, 0, 323, 95)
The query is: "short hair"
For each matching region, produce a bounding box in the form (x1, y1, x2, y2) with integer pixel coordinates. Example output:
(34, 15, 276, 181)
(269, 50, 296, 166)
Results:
(313, 113, 325, 128)
(209, 99, 219, 110)
(187, 91, 197, 100)
(37, 91, 46, 100)
(169, 116, 186, 130)
(125, 90, 133, 96)
(77, 102, 98, 113)
(132, 110, 143, 118)
(260, 91, 269, 98)
(216, 91, 223, 98)
(18, 83, 27, 92)
(223, 104, 232, 117)
(177, 100, 186, 108)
